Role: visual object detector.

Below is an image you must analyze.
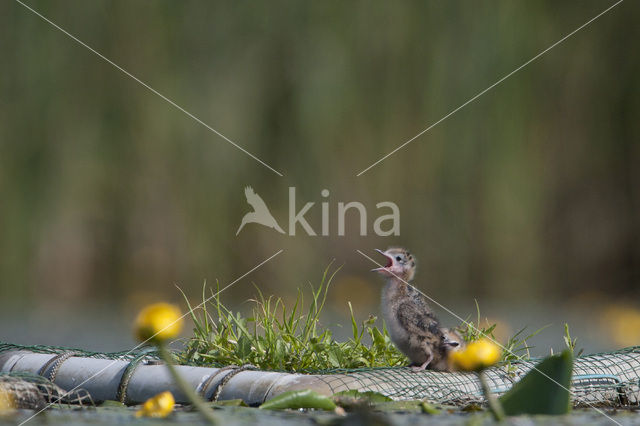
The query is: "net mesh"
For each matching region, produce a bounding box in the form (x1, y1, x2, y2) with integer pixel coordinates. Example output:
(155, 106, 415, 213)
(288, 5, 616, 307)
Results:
(0, 371, 94, 409)
(314, 346, 640, 407)
(1, 342, 639, 408)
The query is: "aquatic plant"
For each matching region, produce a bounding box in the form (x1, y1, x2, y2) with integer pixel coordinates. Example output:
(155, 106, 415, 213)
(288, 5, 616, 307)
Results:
(182, 264, 406, 371)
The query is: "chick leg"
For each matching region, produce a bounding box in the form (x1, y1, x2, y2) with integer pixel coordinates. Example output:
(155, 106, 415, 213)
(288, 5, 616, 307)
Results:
(410, 348, 433, 372)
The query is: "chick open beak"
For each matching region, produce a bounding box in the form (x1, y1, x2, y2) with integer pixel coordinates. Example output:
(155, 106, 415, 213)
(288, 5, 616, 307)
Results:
(371, 249, 393, 272)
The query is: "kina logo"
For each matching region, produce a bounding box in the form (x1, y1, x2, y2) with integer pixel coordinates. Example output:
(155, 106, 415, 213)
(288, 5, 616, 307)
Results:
(236, 186, 400, 237)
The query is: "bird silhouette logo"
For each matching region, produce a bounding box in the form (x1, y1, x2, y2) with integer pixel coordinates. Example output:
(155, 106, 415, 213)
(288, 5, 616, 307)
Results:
(236, 186, 285, 235)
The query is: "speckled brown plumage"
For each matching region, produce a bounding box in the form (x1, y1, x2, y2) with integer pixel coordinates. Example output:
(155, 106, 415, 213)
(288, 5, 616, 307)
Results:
(373, 248, 462, 372)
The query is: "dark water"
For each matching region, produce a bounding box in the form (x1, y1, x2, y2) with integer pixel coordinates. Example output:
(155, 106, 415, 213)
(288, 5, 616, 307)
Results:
(2, 405, 638, 426)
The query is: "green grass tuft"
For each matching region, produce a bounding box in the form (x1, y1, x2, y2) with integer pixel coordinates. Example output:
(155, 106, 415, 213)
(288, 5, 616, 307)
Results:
(181, 264, 406, 372)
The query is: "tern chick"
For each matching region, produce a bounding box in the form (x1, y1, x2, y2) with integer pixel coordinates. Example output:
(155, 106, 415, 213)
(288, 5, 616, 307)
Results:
(372, 248, 459, 372)
(430, 327, 466, 371)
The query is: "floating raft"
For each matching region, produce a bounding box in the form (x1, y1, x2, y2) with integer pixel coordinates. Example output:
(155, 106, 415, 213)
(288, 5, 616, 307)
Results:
(1, 343, 639, 407)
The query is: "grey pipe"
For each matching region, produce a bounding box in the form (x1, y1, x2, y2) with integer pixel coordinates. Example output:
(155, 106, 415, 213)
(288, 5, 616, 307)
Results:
(0, 350, 333, 405)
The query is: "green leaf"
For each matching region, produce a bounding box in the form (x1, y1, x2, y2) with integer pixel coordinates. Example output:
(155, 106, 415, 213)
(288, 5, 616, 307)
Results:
(235, 335, 252, 358)
(371, 327, 385, 347)
(333, 390, 392, 403)
(327, 349, 341, 367)
(371, 400, 423, 412)
(98, 400, 127, 409)
(259, 390, 337, 411)
(210, 399, 248, 407)
(420, 401, 441, 414)
(348, 302, 359, 341)
(499, 350, 573, 415)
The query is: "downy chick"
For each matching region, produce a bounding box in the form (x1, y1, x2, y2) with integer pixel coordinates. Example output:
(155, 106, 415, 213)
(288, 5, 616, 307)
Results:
(372, 248, 459, 372)
(430, 327, 466, 371)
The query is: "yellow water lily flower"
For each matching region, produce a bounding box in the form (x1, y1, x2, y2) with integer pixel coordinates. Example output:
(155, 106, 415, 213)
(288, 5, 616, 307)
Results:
(134, 303, 184, 344)
(450, 338, 501, 371)
(135, 391, 175, 418)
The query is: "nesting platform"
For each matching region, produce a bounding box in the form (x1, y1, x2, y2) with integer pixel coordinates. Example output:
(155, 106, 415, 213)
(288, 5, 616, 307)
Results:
(1, 342, 638, 407)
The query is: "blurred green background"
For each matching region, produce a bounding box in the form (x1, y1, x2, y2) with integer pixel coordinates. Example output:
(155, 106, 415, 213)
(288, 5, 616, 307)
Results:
(1, 1, 639, 353)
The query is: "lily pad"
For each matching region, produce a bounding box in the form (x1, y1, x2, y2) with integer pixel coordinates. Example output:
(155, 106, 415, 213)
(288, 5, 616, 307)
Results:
(211, 399, 247, 407)
(372, 400, 423, 412)
(260, 390, 336, 411)
(98, 400, 126, 408)
(333, 390, 392, 403)
(499, 350, 573, 415)
(419, 401, 441, 415)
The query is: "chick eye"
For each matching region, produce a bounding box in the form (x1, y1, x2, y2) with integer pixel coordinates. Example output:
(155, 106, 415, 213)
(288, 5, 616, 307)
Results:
(396, 256, 402, 261)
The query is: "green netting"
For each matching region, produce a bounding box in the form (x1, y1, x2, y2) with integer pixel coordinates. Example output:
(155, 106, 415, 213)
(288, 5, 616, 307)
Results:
(313, 346, 640, 407)
(1, 342, 639, 408)
(0, 342, 163, 363)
